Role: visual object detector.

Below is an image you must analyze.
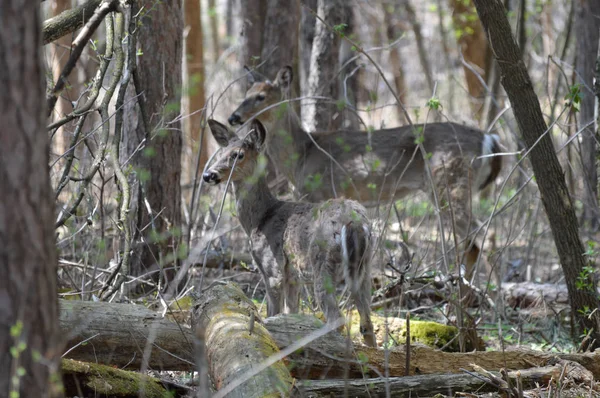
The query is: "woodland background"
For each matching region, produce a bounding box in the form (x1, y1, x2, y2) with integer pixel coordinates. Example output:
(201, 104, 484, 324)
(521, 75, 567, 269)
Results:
(2, 0, 600, 396)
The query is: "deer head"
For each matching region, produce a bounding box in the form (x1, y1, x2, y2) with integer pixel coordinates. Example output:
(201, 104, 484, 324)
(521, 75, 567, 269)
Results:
(203, 119, 267, 185)
(228, 65, 293, 126)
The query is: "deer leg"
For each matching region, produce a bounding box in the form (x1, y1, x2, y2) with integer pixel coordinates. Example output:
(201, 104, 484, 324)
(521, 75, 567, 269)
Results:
(353, 275, 376, 347)
(314, 265, 343, 326)
(284, 274, 301, 314)
(251, 250, 283, 316)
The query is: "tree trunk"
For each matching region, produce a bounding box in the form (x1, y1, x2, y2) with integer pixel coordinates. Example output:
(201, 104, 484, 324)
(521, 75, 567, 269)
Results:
(471, 0, 600, 349)
(402, 0, 435, 95)
(239, 0, 266, 66)
(183, 0, 209, 196)
(451, 0, 490, 117)
(260, 0, 300, 79)
(384, 1, 408, 121)
(303, 0, 345, 132)
(48, 0, 73, 163)
(299, 0, 317, 105)
(192, 283, 294, 397)
(208, 0, 220, 63)
(122, 0, 183, 290)
(0, 0, 62, 396)
(576, 0, 600, 230)
(58, 299, 600, 379)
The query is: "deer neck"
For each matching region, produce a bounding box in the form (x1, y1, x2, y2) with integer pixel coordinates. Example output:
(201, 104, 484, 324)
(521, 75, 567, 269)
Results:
(232, 176, 279, 233)
(262, 96, 310, 184)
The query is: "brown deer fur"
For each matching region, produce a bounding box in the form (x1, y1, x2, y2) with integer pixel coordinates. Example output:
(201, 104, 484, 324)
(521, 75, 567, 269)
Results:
(203, 119, 377, 346)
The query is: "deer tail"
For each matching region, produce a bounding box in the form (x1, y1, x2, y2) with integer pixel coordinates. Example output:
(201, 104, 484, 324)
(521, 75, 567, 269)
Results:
(341, 221, 371, 293)
(477, 133, 503, 190)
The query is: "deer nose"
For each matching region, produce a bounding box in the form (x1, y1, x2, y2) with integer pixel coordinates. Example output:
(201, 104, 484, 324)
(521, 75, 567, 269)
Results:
(203, 171, 220, 184)
(228, 113, 242, 125)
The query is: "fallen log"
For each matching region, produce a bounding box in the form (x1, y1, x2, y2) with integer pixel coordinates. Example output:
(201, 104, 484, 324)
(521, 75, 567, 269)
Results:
(59, 299, 195, 371)
(61, 359, 191, 397)
(192, 283, 294, 398)
(297, 361, 596, 397)
(59, 299, 600, 379)
(502, 281, 570, 308)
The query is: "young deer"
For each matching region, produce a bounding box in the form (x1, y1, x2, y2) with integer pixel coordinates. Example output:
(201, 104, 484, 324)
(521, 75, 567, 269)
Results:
(227, 66, 503, 281)
(203, 119, 377, 347)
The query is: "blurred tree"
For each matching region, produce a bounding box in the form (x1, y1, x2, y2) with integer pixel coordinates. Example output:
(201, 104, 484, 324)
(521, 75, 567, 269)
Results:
(261, 0, 300, 79)
(451, 0, 490, 117)
(0, 0, 63, 396)
(472, 0, 600, 349)
(183, 0, 209, 191)
(383, 1, 408, 121)
(401, 0, 435, 95)
(300, 0, 317, 105)
(208, 0, 220, 63)
(122, 0, 183, 290)
(576, 0, 600, 230)
(304, 0, 345, 132)
(48, 0, 73, 161)
(240, 0, 266, 66)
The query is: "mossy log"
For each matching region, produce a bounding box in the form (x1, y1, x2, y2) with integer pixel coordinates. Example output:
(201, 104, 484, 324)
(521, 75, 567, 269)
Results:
(59, 298, 600, 379)
(61, 358, 190, 397)
(296, 361, 595, 397)
(192, 283, 294, 397)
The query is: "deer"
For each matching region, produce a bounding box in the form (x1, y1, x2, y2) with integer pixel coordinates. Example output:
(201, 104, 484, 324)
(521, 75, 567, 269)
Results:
(227, 65, 503, 282)
(203, 118, 378, 347)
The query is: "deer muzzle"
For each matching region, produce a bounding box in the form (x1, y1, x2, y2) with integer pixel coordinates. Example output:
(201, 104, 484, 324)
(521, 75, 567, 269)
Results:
(228, 113, 242, 126)
(202, 171, 221, 185)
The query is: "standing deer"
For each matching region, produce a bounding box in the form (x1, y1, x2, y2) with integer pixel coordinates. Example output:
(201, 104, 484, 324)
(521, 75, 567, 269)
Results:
(203, 118, 377, 347)
(227, 66, 502, 281)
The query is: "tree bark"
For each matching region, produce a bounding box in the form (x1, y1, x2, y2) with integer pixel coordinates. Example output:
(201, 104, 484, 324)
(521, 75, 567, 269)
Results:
(260, 0, 300, 79)
(192, 283, 294, 397)
(303, 0, 345, 132)
(384, 1, 408, 121)
(183, 0, 209, 193)
(59, 299, 600, 379)
(122, 0, 183, 289)
(208, 0, 220, 63)
(451, 0, 490, 116)
(239, 0, 266, 66)
(42, 0, 102, 44)
(48, 0, 74, 171)
(59, 299, 195, 371)
(61, 359, 188, 397)
(0, 0, 63, 396)
(576, 0, 600, 230)
(401, 0, 435, 95)
(472, 0, 600, 348)
(297, 362, 594, 397)
(299, 0, 317, 106)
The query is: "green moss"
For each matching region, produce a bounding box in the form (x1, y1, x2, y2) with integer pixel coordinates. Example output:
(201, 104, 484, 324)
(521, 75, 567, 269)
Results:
(347, 311, 459, 351)
(398, 321, 458, 350)
(62, 359, 170, 397)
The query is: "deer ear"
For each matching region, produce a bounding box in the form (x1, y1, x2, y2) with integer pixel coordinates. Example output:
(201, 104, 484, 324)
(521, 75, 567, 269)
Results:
(273, 65, 293, 89)
(208, 119, 237, 147)
(244, 65, 266, 86)
(246, 119, 267, 150)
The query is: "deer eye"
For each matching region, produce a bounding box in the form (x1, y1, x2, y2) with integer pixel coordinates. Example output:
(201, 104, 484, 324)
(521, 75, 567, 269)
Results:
(256, 93, 266, 102)
(230, 151, 244, 161)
